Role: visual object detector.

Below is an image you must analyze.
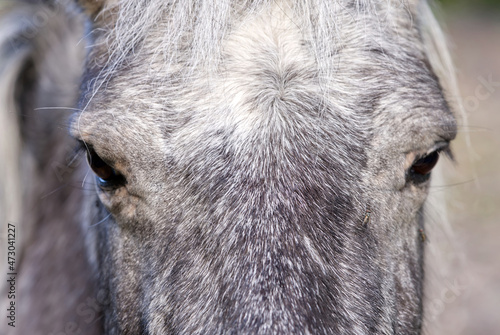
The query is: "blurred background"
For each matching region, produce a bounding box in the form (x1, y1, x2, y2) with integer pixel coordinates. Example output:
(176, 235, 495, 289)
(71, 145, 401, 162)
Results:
(431, 1, 500, 334)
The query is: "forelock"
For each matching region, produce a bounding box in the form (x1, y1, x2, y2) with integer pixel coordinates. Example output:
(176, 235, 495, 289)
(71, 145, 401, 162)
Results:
(82, 0, 446, 95)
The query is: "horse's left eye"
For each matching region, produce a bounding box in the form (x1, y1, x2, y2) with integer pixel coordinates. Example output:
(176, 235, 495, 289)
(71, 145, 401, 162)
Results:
(411, 151, 440, 176)
(86, 148, 124, 188)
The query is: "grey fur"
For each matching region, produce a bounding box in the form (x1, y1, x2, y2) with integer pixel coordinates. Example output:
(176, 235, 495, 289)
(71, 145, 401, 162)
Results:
(0, 0, 457, 334)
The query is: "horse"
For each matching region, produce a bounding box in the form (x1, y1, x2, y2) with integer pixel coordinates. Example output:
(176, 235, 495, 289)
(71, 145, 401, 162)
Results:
(0, 0, 460, 334)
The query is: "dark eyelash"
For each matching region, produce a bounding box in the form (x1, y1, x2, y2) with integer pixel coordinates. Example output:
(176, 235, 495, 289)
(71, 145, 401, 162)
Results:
(407, 143, 451, 185)
(432, 141, 452, 159)
(74, 139, 90, 154)
(67, 139, 89, 165)
(441, 146, 454, 162)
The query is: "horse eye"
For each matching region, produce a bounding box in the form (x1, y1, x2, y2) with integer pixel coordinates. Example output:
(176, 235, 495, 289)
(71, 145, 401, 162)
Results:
(411, 151, 440, 176)
(86, 149, 124, 188)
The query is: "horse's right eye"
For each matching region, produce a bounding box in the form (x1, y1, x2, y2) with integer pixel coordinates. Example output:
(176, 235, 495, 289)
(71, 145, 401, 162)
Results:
(411, 151, 440, 176)
(407, 150, 440, 184)
(86, 148, 125, 189)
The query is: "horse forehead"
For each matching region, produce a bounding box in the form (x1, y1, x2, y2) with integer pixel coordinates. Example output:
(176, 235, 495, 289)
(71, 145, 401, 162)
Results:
(77, 1, 448, 153)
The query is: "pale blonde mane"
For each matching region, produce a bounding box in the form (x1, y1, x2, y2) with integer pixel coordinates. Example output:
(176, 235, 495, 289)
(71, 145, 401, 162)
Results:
(89, 0, 418, 93)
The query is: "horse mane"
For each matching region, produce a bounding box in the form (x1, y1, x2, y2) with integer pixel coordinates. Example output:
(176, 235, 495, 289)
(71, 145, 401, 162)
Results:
(88, 1, 420, 91)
